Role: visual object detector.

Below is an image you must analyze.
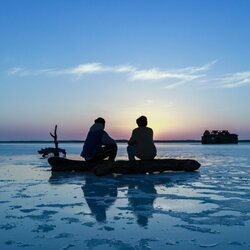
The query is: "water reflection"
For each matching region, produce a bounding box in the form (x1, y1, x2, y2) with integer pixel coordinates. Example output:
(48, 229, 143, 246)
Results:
(82, 176, 118, 222)
(49, 169, 250, 232)
(81, 175, 169, 226)
(127, 180, 157, 227)
(49, 172, 87, 185)
(49, 172, 200, 226)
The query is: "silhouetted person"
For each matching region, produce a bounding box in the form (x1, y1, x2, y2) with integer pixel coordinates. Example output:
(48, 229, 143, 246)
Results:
(82, 176, 118, 222)
(81, 117, 117, 162)
(127, 116, 156, 161)
(127, 180, 157, 227)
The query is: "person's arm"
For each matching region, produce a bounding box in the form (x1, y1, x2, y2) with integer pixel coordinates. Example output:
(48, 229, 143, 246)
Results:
(102, 131, 116, 145)
(128, 130, 136, 146)
(150, 128, 154, 140)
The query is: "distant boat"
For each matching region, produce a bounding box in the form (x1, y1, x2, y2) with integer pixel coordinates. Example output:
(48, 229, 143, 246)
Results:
(201, 130, 238, 144)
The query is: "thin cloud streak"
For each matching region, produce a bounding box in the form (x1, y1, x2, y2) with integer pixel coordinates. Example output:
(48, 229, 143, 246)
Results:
(218, 71, 250, 88)
(68, 63, 136, 75)
(128, 61, 215, 82)
(176, 60, 217, 74)
(129, 68, 202, 81)
(7, 67, 59, 76)
(7, 63, 136, 77)
(7, 61, 216, 88)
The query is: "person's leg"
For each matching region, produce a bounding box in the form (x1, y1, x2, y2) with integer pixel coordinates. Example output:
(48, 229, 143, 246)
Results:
(90, 144, 117, 162)
(127, 145, 136, 161)
(103, 144, 117, 161)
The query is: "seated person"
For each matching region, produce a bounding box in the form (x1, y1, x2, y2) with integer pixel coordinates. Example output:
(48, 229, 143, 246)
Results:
(127, 116, 156, 161)
(81, 117, 117, 162)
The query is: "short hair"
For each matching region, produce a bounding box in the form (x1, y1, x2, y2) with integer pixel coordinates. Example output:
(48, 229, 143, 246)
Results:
(136, 116, 147, 127)
(94, 117, 105, 126)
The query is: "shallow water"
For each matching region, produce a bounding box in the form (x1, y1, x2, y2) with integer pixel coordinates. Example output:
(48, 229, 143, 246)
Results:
(0, 142, 250, 249)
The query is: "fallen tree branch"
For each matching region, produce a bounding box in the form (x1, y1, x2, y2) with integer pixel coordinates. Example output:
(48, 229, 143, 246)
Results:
(38, 125, 66, 157)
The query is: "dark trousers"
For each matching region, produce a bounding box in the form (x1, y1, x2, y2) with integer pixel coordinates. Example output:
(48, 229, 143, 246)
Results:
(87, 144, 117, 163)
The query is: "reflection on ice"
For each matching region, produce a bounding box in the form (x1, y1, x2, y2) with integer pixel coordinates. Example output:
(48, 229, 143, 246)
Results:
(82, 176, 118, 223)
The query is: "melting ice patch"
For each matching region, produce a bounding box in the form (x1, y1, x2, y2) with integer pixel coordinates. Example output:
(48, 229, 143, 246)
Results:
(155, 198, 219, 213)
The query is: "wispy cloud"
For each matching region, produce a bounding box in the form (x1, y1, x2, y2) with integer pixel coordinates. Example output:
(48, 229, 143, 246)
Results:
(217, 71, 250, 88)
(144, 99, 155, 106)
(175, 60, 217, 74)
(129, 68, 201, 81)
(7, 61, 216, 88)
(68, 63, 136, 75)
(7, 63, 136, 77)
(128, 61, 216, 82)
(7, 61, 250, 89)
(128, 62, 215, 88)
(7, 67, 58, 76)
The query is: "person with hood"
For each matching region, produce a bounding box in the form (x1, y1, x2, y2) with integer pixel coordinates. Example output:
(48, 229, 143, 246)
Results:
(127, 116, 156, 161)
(81, 117, 117, 162)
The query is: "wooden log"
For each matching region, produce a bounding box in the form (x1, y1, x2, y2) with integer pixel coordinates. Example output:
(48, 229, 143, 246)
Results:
(95, 159, 200, 176)
(48, 157, 95, 171)
(48, 157, 201, 176)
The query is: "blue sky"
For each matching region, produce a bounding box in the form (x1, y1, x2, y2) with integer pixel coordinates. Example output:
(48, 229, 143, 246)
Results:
(1, 0, 250, 140)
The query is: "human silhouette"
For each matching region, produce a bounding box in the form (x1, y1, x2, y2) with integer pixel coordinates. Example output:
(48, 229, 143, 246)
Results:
(127, 116, 156, 161)
(82, 176, 118, 222)
(127, 180, 157, 227)
(81, 117, 117, 162)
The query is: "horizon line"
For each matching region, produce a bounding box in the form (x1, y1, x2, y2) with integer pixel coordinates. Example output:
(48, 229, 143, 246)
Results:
(1, 139, 250, 143)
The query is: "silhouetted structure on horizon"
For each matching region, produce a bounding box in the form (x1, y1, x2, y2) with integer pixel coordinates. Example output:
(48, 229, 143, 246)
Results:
(201, 130, 238, 144)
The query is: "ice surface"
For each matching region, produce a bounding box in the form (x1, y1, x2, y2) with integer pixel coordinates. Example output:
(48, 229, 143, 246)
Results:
(0, 142, 250, 249)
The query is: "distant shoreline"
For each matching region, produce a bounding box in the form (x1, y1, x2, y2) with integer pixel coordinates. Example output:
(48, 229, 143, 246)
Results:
(0, 140, 250, 143)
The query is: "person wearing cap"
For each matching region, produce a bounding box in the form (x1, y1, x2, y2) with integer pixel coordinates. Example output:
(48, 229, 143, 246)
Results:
(81, 117, 117, 162)
(127, 116, 157, 161)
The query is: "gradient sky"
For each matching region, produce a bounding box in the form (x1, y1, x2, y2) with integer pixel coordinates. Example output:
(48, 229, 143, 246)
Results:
(1, 0, 250, 140)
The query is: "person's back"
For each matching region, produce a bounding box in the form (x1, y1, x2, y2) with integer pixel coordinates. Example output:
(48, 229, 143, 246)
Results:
(81, 123, 105, 160)
(129, 127, 156, 160)
(127, 116, 156, 161)
(81, 117, 117, 162)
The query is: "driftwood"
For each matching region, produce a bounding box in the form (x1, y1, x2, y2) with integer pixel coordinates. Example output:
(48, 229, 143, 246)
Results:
(50, 125, 59, 156)
(48, 157, 201, 176)
(38, 147, 66, 157)
(94, 159, 201, 176)
(38, 125, 66, 157)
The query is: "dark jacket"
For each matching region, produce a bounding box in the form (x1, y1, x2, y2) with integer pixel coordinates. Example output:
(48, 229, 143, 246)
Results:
(81, 123, 116, 160)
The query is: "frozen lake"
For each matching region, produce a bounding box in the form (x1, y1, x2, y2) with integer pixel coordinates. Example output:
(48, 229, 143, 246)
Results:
(0, 142, 250, 249)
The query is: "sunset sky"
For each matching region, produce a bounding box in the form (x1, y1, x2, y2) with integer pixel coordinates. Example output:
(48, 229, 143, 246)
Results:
(1, 0, 250, 140)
